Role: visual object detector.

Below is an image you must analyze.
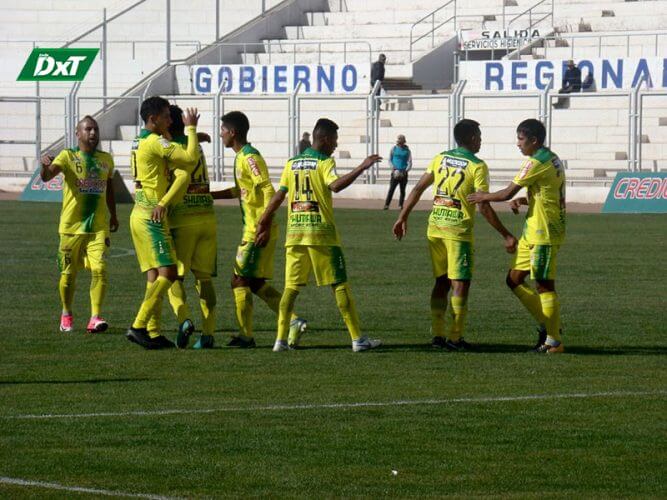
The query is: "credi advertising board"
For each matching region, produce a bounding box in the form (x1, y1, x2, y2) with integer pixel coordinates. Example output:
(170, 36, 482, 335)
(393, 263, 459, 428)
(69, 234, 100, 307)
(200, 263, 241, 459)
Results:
(458, 27, 545, 51)
(602, 172, 667, 213)
(191, 64, 370, 94)
(458, 57, 667, 91)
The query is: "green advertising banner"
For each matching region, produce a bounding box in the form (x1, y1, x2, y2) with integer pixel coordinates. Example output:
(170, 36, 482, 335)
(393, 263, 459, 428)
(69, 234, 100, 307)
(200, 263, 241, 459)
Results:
(17, 48, 99, 81)
(602, 172, 667, 213)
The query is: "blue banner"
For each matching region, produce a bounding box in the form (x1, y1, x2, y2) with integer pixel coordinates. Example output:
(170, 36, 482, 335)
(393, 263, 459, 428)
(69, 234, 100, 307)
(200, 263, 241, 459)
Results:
(602, 172, 667, 213)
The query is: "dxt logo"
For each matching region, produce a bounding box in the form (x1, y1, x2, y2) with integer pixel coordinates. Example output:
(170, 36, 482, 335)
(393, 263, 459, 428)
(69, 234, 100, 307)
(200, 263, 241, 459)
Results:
(18, 48, 99, 81)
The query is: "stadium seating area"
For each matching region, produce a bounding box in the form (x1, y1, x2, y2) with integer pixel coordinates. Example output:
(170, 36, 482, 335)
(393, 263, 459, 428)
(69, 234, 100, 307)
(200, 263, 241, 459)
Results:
(1, 0, 665, 193)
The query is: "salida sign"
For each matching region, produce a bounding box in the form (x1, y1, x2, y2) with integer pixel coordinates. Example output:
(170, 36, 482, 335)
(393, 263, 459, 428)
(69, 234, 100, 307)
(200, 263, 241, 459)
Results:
(602, 172, 667, 213)
(459, 28, 543, 50)
(17, 48, 99, 81)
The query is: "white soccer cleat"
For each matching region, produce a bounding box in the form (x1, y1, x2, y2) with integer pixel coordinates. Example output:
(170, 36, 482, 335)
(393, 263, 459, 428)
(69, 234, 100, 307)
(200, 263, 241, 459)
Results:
(287, 317, 308, 347)
(352, 336, 382, 352)
(273, 339, 290, 352)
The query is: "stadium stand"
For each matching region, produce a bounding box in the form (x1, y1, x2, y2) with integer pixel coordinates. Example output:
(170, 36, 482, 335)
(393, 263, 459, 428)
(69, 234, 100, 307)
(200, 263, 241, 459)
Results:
(0, 0, 665, 197)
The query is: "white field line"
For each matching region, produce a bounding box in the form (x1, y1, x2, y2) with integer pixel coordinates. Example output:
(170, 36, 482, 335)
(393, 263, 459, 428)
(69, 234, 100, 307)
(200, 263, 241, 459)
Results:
(3, 390, 665, 421)
(0, 476, 181, 499)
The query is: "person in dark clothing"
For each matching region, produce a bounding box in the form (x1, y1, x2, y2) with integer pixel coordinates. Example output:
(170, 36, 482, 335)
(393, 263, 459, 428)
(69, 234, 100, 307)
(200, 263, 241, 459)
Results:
(371, 54, 387, 110)
(553, 60, 582, 109)
(383, 134, 412, 210)
(298, 132, 311, 154)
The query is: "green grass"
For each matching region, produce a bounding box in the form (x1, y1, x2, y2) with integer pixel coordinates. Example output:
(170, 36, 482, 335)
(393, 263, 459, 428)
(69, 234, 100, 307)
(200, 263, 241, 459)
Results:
(0, 200, 665, 498)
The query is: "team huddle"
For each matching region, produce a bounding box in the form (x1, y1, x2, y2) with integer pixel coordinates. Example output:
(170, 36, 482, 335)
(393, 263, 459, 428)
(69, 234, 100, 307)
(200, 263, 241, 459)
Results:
(41, 95, 566, 354)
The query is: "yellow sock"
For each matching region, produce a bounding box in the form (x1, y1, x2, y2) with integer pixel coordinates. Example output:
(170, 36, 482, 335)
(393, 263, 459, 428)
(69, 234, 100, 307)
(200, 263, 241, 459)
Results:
(430, 295, 447, 338)
(89, 269, 107, 317)
(450, 295, 468, 342)
(277, 287, 299, 341)
(255, 283, 299, 321)
(59, 273, 76, 314)
(233, 286, 253, 338)
(196, 277, 217, 335)
(333, 283, 361, 341)
(539, 291, 562, 342)
(133, 276, 172, 331)
(168, 279, 189, 324)
(512, 284, 546, 324)
(145, 282, 159, 335)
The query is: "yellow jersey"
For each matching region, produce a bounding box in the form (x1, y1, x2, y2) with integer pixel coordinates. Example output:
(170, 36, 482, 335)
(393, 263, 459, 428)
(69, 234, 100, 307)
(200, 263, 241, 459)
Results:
(130, 126, 199, 216)
(52, 147, 115, 235)
(167, 135, 215, 228)
(234, 143, 276, 241)
(426, 147, 490, 242)
(279, 147, 340, 247)
(513, 147, 566, 246)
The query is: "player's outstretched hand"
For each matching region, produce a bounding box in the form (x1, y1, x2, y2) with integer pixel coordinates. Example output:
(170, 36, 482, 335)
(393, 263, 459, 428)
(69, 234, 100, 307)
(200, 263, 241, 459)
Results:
(509, 197, 527, 214)
(197, 132, 211, 143)
(183, 107, 200, 127)
(360, 154, 382, 170)
(504, 234, 518, 254)
(467, 191, 488, 204)
(109, 214, 119, 233)
(392, 218, 407, 240)
(151, 205, 166, 224)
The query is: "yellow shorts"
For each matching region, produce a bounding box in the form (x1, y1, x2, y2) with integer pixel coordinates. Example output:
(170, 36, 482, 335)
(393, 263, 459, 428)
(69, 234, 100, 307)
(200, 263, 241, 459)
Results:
(512, 237, 559, 280)
(171, 222, 217, 277)
(58, 231, 108, 274)
(130, 212, 177, 273)
(285, 245, 347, 287)
(234, 233, 276, 279)
(428, 236, 473, 280)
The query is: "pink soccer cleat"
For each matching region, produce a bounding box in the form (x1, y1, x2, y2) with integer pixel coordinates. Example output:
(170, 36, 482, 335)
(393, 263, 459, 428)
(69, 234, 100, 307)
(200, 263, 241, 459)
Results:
(86, 316, 108, 333)
(60, 314, 73, 333)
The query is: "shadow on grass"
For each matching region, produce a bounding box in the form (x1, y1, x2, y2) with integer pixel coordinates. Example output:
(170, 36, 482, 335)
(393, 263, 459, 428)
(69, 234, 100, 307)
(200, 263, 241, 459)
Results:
(0, 377, 152, 386)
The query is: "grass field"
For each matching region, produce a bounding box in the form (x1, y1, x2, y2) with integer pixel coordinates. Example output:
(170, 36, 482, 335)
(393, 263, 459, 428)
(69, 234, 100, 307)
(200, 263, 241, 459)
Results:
(0, 199, 665, 498)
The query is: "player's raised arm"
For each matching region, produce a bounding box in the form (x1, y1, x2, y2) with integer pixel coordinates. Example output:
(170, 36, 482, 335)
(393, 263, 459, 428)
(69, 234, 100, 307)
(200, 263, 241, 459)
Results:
(166, 107, 201, 167)
(393, 171, 434, 240)
(328, 154, 382, 193)
(40, 154, 61, 182)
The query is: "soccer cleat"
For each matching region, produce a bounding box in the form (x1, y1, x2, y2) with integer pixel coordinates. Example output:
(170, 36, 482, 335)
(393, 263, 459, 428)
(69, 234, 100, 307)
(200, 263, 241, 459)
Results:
(176, 318, 195, 349)
(431, 336, 447, 348)
(444, 338, 473, 352)
(59, 314, 73, 333)
(193, 335, 215, 349)
(227, 335, 256, 348)
(352, 336, 382, 352)
(530, 325, 548, 352)
(273, 339, 291, 352)
(534, 341, 565, 354)
(149, 335, 177, 350)
(287, 317, 308, 347)
(126, 327, 175, 350)
(86, 316, 108, 334)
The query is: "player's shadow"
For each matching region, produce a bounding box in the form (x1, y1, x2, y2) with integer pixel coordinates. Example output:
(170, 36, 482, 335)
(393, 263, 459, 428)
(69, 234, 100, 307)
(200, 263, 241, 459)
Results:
(0, 377, 152, 386)
(561, 345, 667, 356)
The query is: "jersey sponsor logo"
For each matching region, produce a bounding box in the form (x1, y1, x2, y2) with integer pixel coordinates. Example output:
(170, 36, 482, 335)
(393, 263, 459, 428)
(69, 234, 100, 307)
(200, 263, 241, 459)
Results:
(291, 200, 320, 213)
(518, 159, 534, 179)
(433, 195, 462, 209)
(445, 157, 468, 169)
(159, 138, 171, 148)
(247, 157, 261, 176)
(17, 48, 99, 81)
(291, 159, 318, 171)
(77, 178, 106, 194)
(186, 183, 210, 194)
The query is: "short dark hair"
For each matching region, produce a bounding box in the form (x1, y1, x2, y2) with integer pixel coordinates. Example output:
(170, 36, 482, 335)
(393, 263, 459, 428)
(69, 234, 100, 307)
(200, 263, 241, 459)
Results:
(312, 118, 339, 141)
(77, 115, 97, 129)
(453, 119, 480, 146)
(516, 119, 546, 145)
(140, 96, 170, 124)
(168, 105, 185, 137)
(221, 111, 250, 139)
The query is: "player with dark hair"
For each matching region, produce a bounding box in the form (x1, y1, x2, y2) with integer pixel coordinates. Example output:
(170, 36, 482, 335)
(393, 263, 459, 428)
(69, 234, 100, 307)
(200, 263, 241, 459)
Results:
(393, 119, 517, 350)
(216, 110, 307, 348)
(158, 104, 218, 349)
(255, 118, 383, 352)
(126, 96, 201, 350)
(40, 116, 118, 333)
(468, 119, 566, 353)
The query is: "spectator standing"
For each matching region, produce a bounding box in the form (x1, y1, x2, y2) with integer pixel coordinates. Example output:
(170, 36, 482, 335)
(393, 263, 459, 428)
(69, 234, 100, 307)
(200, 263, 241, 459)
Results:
(384, 134, 412, 209)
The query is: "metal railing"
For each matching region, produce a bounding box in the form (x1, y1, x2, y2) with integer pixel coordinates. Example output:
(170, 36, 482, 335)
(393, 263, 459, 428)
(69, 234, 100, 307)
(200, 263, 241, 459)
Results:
(409, 0, 457, 61)
(504, 0, 554, 31)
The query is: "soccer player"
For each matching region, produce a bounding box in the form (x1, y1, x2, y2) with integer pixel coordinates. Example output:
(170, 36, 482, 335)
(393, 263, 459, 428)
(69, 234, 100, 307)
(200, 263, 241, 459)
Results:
(162, 104, 217, 349)
(40, 116, 118, 333)
(217, 111, 307, 348)
(255, 118, 382, 352)
(393, 119, 517, 350)
(468, 119, 566, 353)
(126, 96, 200, 350)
